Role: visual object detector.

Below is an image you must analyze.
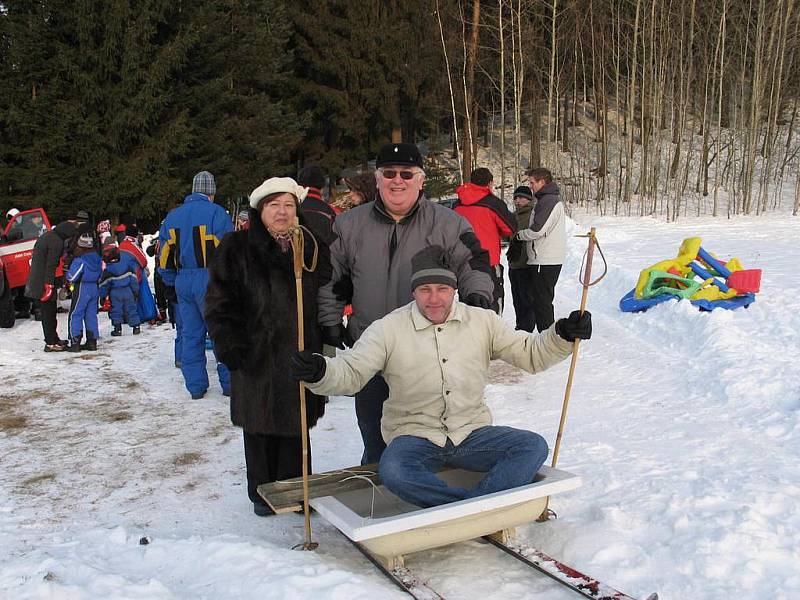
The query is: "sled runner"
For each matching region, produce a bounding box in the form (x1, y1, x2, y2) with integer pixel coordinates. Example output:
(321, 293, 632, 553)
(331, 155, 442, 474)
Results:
(259, 464, 657, 599)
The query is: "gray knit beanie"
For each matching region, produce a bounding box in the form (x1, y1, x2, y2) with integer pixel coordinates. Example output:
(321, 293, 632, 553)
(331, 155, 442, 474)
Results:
(410, 245, 457, 290)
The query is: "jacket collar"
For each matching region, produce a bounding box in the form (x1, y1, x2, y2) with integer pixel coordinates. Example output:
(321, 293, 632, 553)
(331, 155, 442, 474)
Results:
(535, 181, 560, 198)
(183, 192, 211, 204)
(372, 192, 423, 224)
(410, 300, 464, 331)
(455, 182, 492, 205)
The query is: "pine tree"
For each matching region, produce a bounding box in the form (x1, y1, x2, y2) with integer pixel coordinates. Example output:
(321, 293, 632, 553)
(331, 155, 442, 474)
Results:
(289, 1, 445, 172)
(176, 0, 304, 202)
(1, 1, 198, 221)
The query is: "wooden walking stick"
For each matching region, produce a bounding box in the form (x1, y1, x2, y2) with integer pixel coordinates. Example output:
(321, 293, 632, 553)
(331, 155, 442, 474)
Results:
(289, 219, 319, 550)
(538, 227, 606, 521)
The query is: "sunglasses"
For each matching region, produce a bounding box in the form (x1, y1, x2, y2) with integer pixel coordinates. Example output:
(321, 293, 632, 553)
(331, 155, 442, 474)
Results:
(379, 168, 419, 180)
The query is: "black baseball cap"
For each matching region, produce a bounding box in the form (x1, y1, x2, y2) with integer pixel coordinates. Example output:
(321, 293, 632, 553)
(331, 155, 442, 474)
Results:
(375, 143, 424, 169)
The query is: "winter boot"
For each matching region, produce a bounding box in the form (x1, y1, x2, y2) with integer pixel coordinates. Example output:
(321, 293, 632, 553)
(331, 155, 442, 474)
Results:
(80, 335, 97, 351)
(111, 324, 123, 336)
(67, 336, 82, 352)
(132, 325, 141, 335)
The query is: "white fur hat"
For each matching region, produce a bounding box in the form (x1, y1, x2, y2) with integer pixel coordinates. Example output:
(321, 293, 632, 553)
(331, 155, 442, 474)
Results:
(249, 177, 308, 209)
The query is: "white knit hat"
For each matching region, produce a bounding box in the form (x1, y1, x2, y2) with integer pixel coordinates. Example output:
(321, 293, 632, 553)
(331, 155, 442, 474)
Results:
(249, 177, 308, 209)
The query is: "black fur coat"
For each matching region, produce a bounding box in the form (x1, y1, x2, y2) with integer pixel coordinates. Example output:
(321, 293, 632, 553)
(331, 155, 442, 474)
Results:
(205, 211, 331, 435)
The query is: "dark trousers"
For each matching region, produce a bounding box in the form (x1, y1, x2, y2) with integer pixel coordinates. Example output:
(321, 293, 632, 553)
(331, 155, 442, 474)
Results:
(531, 264, 562, 332)
(355, 374, 389, 464)
(153, 270, 168, 312)
(509, 266, 536, 332)
(40, 294, 59, 344)
(490, 263, 505, 315)
(243, 430, 309, 506)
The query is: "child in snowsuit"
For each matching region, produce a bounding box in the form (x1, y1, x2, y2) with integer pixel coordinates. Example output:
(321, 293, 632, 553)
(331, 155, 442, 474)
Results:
(99, 252, 141, 336)
(65, 234, 103, 351)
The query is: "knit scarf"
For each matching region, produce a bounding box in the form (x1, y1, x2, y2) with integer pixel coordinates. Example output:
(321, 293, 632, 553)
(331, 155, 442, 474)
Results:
(268, 227, 292, 253)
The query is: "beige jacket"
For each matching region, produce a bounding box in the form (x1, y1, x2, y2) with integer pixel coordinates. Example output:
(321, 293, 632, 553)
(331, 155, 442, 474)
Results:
(307, 300, 573, 447)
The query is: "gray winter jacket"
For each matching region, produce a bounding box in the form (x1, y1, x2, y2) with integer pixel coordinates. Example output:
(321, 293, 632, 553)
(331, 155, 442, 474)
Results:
(517, 181, 566, 266)
(318, 194, 493, 341)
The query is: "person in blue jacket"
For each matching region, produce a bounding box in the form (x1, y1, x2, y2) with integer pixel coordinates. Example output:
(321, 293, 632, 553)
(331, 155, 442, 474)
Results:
(158, 171, 233, 399)
(65, 234, 103, 351)
(99, 251, 142, 336)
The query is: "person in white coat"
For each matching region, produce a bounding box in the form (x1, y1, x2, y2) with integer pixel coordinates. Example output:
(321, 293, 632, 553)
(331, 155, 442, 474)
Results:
(515, 167, 566, 332)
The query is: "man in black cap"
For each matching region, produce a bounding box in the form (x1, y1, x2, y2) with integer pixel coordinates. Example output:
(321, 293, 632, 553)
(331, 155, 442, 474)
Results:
(293, 244, 592, 507)
(317, 142, 494, 464)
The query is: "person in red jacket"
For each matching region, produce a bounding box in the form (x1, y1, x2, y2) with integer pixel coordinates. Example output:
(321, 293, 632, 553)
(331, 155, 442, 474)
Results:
(454, 168, 517, 313)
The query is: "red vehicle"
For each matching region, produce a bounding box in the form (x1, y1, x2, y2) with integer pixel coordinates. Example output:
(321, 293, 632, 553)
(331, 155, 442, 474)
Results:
(0, 208, 53, 328)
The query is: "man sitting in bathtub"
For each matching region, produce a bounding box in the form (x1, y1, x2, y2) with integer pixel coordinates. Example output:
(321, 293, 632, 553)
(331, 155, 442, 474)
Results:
(290, 245, 592, 508)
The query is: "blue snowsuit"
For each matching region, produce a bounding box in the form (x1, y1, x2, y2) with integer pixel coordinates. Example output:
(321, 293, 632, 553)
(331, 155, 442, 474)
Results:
(100, 253, 142, 328)
(158, 193, 233, 397)
(66, 252, 103, 340)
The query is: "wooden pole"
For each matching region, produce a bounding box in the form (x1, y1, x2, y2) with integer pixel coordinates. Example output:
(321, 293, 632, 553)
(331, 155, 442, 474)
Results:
(290, 222, 318, 551)
(538, 227, 597, 521)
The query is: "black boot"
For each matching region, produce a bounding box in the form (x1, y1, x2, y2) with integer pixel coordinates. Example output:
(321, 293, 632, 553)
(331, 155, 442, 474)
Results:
(111, 324, 122, 336)
(67, 336, 82, 352)
(80, 335, 97, 351)
(132, 325, 141, 335)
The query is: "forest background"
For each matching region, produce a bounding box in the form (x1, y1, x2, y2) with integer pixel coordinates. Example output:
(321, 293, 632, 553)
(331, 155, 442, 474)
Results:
(2, 0, 799, 226)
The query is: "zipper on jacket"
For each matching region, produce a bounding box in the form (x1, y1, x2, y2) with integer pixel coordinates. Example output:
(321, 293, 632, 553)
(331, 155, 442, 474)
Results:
(388, 223, 398, 264)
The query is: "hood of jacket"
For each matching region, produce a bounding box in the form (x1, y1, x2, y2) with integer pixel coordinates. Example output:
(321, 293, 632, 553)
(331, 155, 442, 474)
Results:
(535, 181, 561, 200)
(455, 182, 492, 205)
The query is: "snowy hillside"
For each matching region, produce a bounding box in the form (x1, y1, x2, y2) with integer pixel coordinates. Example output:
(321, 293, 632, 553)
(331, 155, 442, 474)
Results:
(1, 211, 798, 599)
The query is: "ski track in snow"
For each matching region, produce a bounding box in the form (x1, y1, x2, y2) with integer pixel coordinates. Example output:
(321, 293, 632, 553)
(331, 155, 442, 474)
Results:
(1, 213, 799, 599)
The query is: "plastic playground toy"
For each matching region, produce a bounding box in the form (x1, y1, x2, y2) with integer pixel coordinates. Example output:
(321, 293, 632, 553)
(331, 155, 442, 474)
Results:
(620, 237, 761, 312)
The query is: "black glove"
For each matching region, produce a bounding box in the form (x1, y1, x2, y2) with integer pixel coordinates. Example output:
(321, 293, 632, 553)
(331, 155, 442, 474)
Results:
(464, 293, 491, 309)
(555, 310, 592, 342)
(290, 350, 327, 383)
(164, 285, 178, 304)
(322, 323, 354, 350)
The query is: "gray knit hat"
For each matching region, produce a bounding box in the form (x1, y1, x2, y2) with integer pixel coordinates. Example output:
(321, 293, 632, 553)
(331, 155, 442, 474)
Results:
(410, 245, 457, 290)
(192, 171, 216, 196)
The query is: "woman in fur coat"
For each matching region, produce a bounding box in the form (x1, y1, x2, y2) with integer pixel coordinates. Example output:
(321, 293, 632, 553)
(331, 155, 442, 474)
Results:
(205, 177, 331, 517)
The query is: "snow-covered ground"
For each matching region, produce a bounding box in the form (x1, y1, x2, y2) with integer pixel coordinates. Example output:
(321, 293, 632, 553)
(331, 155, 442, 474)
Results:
(1, 211, 798, 600)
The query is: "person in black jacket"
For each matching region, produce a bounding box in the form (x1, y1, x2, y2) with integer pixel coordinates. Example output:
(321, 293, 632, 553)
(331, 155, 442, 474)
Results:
(296, 165, 337, 245)
(25, 221, 78, 351)
(205, 177, 331, 517)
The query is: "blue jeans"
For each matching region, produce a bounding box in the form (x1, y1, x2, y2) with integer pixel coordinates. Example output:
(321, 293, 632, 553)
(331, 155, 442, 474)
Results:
(379, 426, 549, 508)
